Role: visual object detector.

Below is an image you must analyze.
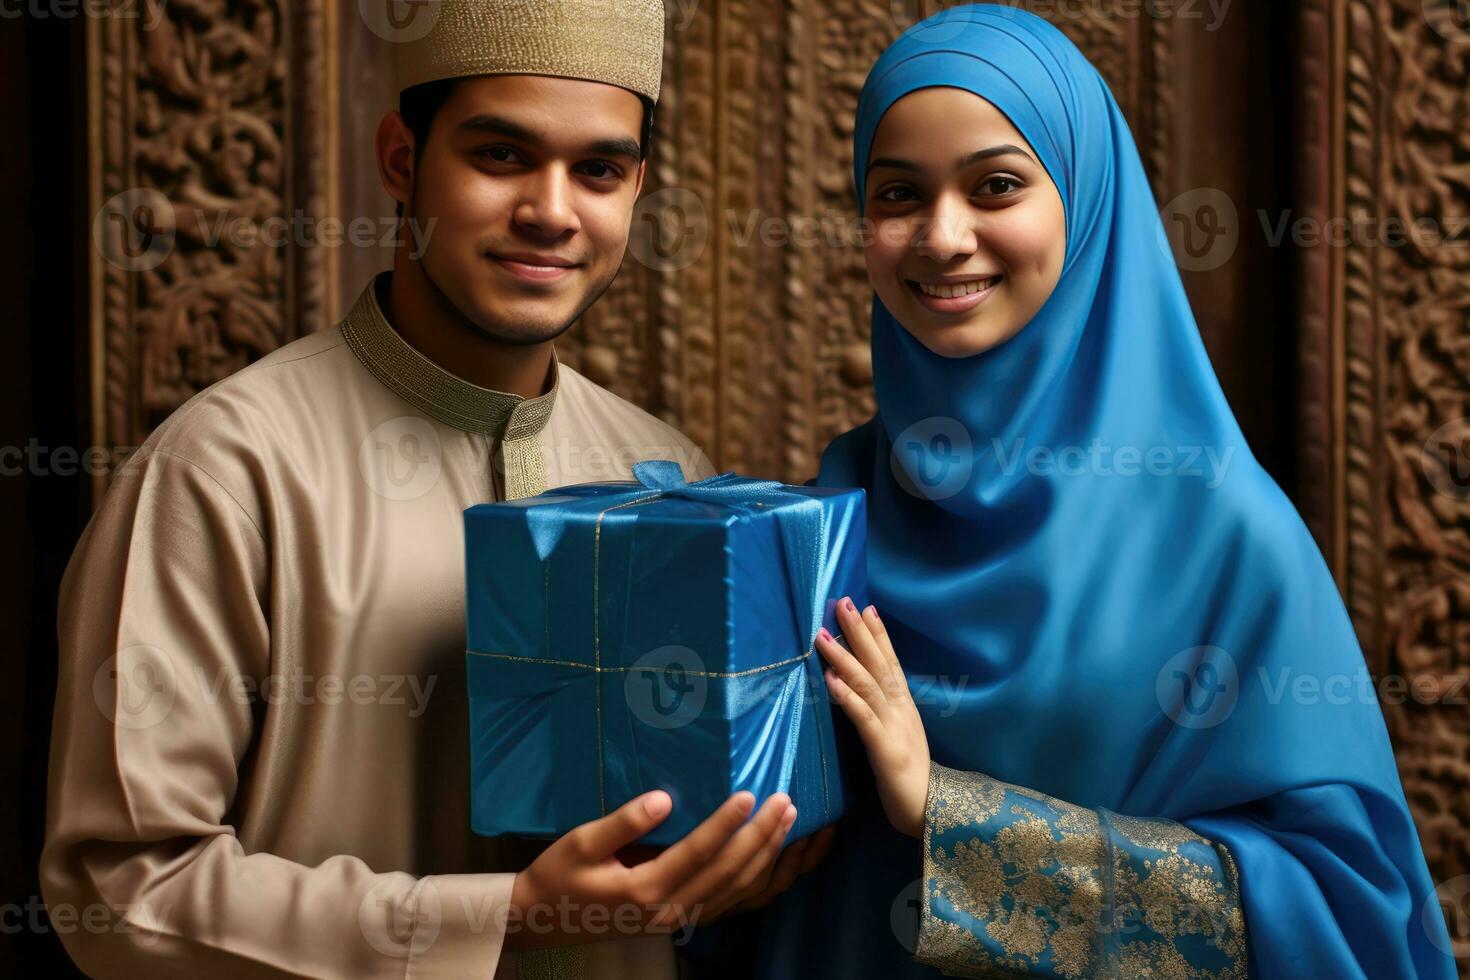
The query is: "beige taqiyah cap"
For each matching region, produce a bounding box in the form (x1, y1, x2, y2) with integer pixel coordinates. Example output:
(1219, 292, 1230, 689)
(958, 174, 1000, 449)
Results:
(393, 0, 665, 103)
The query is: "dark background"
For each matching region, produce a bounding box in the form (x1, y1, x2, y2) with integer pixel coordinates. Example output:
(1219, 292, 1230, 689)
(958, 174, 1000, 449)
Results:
(3, 8, 88, 974)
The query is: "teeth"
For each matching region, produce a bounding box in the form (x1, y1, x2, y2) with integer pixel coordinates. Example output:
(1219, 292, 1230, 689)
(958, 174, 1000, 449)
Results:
(917, 276, 1000, 299)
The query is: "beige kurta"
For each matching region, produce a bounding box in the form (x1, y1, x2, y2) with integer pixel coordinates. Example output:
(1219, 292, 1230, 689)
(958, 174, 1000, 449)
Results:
(40, 273, 716, 979)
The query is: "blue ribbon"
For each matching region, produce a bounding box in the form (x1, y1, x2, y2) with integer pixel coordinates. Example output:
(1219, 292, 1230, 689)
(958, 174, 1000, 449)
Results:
(630, 461, 831, 654)
(528, 460, 832, 653)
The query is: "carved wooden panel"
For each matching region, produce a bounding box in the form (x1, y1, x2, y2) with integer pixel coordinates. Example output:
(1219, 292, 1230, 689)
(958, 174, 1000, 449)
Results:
(87, 0, 337, 500)
(1295, 0, 1470, 935)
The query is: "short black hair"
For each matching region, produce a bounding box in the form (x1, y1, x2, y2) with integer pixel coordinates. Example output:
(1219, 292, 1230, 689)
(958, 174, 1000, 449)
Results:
(393, 78, 655, 219)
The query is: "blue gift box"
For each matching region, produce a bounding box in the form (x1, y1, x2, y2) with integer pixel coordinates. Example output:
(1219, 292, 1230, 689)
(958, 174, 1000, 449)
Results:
(464, 460, 866, 846)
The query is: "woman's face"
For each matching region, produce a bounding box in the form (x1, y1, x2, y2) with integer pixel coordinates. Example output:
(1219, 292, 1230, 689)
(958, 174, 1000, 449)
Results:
(863, 87, 1066, 358)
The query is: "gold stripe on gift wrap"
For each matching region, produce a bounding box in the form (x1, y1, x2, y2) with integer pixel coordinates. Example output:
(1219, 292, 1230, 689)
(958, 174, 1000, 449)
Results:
(465, 641, 836, 825)
(593, 495, 664, 814)
(466, 648, 818, 677)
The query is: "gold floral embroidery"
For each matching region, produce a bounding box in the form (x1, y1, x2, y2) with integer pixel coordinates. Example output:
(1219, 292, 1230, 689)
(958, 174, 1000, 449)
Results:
(916, 762, 1247, 979)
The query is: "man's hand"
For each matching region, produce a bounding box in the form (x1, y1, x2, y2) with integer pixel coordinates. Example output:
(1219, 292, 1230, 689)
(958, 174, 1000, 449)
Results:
(504, 789, 796, 950)
(715, 823, 834, 919)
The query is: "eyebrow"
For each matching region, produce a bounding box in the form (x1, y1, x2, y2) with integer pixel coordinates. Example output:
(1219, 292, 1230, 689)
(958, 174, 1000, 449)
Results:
(457, 114, 641, 161)
(866, 143, 1036, 174)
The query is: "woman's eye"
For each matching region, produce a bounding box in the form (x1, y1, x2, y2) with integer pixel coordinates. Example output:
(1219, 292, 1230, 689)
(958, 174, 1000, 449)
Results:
(877, 185, 918, 204)
(978, 176, 1020, 197)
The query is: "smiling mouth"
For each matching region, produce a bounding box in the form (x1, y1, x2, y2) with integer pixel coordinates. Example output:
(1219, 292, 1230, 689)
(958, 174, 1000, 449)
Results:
(906, 274, 1003, 313)
(487, 252, 583, 283)
(910, 275, 1003, 298)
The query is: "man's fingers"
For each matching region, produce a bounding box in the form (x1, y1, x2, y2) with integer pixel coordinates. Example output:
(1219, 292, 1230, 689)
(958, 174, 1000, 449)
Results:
(703, 810, 794, 921)
(658, 794, 792, 924)
(629, 791, 755, 898)
(729, 803, 796, 896)
(730, 821, 834, 914)
(569, 790, 673, 861)
(735, 836, 809, 911)
(800, 825, 835, 873)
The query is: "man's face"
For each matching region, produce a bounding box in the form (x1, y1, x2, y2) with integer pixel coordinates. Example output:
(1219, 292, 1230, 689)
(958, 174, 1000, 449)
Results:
(406, 74, 646, 344)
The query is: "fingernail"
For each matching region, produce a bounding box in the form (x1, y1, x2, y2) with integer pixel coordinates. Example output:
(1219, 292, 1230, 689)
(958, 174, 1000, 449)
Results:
(783, 807, 798, 827)
(734, 792, 755, 813)
(644, 792, 671, 820)
(865, 604, 878, 621)
(817, 627, 832, 643)
(841, 596, 855, 613)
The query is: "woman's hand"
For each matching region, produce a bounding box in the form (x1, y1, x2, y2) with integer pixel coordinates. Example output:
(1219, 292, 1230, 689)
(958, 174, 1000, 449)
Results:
(817, 598, 930, 839)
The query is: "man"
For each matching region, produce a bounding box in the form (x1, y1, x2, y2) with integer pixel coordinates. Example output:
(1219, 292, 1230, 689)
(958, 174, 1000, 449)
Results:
(40, 2, 828, 976)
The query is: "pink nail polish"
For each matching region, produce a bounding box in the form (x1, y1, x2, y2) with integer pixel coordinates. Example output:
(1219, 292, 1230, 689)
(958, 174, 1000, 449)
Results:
(841, 596, 855, 613)
(865, 604, 879, 621)
(817, 627, 832, 643)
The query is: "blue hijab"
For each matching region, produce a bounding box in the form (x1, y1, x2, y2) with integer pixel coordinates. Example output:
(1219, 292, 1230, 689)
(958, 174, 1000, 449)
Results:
(746, 6, 1456, 977)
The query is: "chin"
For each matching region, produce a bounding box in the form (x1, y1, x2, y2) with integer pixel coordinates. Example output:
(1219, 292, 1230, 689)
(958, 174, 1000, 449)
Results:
(466, 302, 576, 346)
(906, 316, 1022, 359)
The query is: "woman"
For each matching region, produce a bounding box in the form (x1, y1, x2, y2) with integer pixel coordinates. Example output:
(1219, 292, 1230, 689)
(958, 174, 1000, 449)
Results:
(749, 5, 1457, 978)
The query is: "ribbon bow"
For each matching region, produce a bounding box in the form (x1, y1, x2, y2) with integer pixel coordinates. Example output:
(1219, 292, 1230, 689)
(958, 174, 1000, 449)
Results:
(628, 461, 830, 652)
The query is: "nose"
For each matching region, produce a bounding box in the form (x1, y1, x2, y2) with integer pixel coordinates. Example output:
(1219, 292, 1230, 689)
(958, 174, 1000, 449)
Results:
(913, 192, 978, 264)
(512, 165, 582, 240)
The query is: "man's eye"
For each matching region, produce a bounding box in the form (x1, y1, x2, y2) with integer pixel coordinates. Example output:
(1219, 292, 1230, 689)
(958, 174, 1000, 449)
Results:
(579, 161, 621, 180)
(478, 146, 521, 164)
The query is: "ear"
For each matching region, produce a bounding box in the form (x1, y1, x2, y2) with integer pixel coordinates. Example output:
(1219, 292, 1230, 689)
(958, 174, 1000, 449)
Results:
(632, 158, 647, 200)
(376, 110, 415, 212)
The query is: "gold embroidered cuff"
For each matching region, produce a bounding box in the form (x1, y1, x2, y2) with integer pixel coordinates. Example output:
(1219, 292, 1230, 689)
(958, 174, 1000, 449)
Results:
(916, 761, 1247, 979)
